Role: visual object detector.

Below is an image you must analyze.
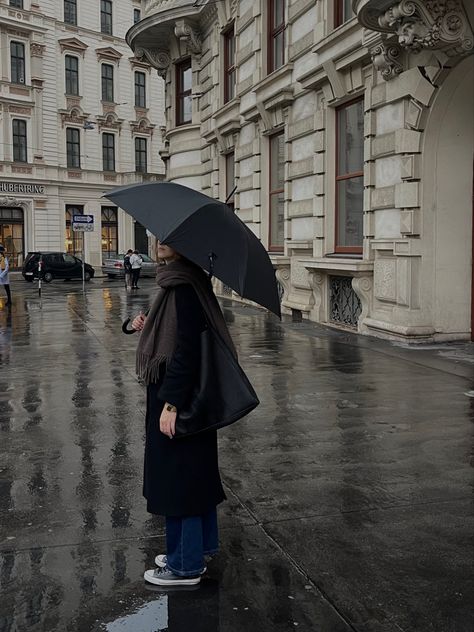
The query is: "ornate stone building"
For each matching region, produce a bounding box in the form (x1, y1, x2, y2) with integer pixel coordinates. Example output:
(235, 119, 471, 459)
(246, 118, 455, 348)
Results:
(128, 0, 473, 341)
(0, 0, 165, 270)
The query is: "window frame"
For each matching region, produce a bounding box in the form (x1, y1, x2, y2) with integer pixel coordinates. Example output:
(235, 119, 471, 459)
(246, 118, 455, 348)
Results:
(65, 205, 84, 256)
(65, 55, 79, 96)
(175, 58, 192, 127)
(100, 0, 113, 35)
(101, 205, 118, 259)
(64, 0, 77, 25)
(134, 137, 147, 173)
(267, 0, 285, 74)
(268, 131, 285, 252)
(10, 0, 24, 8)
(102, 132, 116, 172)
(133, 8, 141, 24)
(334, 0, 353, 28)
(223, 25, 236, 104)
(10, 41, 26, 85)
(101, 63, 114, 103)
(66, 127, 81, 169)
(334, 97, 364, 255)
(12, 119, 27, 163)
(134, 71, 146, 108)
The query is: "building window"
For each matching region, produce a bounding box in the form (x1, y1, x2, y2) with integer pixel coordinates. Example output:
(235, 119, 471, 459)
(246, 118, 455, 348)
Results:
(101, 206, 118, 260)
(269, 132, 284, 251)
(64, 0, 77, 25)
(101, 64, 114, 102)
(102, 133, 115, 171)
(12, 119, 27, 163)
(334, 0, 353, 28)
(10, 42, 26, 85)
(0, 207, 24, 270)
(65, 55, 79, 95)
(225, 152, 235, 211)
(335, 99, 364, 253)
(176, 59, 192, 126)
(65, 206, 84, 255)
(66, 128, 81, 168)
(10, 0, 23, 8)
(100, 0, 112, 35)
(134, 72, 146, 108)
(223, 26, 236, 104)
(135, 137, 147, 173)
(268, 0, 285, 74)
(133, 8, 141, 23)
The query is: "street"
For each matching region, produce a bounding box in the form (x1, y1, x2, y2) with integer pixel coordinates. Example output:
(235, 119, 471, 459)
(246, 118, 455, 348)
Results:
(0, 278, 473, 632)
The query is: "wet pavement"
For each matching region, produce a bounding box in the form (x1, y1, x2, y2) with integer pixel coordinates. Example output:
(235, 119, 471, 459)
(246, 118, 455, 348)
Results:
(0, 278, 473, 632)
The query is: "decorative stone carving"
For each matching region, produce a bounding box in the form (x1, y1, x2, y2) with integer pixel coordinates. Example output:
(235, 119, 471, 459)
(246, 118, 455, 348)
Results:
(59, 107, 89, 127)
(0, 197, 27, 208)
(95, 47, 123, 63)
(308, 271, 325, 322)
(376, 0, 474, 58)
(275, 265, 290, 305)
(370, 40, 404, 80)
(174, 19, 201, 55)
(58, 37, 88, 56)
(97, 112, 123, 132)
(135, 47, 171, 78)
(130, 118, 156, 135)
(352, 275, 373, 329)
(30, 43, 45, 58)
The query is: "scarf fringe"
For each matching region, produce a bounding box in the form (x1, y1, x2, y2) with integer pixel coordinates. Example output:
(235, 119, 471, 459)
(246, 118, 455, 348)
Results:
(136, 352, 169, 385)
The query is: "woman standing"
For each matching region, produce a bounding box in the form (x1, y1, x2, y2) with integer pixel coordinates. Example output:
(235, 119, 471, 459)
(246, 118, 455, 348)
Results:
(131, 242, 235, 586)
(0, 245, 12, 306)
(130, 250, 143, 289)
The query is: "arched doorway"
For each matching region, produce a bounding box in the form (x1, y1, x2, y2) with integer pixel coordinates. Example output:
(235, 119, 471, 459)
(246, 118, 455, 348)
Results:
(422, 56, 474, 340)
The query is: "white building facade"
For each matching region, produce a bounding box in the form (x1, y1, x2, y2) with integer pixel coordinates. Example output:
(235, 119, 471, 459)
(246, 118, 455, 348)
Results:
(0, 0, 165, 270)
(128, 0, 474, 342)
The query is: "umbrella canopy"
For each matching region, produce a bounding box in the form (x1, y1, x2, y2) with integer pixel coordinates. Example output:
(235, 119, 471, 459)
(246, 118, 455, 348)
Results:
(103, 182, 281, 317)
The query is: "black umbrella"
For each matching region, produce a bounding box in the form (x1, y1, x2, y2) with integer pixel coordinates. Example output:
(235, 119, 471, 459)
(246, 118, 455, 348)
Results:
(103, 182, 281, 317)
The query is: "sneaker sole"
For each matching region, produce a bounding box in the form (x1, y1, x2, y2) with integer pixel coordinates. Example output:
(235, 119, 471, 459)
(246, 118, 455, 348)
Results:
(144, 570, 201, 586)
(154, 555, 207, 574)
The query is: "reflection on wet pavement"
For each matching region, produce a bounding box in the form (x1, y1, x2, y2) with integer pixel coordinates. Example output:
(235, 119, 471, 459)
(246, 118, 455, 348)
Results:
(0, 279, 473, 632)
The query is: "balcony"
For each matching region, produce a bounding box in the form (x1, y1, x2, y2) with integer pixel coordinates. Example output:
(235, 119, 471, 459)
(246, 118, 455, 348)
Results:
(126, 0, 208, 75)
(353, 0, 473, 59)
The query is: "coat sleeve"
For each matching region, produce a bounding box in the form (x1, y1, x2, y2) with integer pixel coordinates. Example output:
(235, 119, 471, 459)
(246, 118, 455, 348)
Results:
(157, 283, 206, 410)
(0, 257, 8, 279)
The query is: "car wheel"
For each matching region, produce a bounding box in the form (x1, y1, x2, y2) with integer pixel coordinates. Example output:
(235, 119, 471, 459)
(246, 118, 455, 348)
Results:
(84, 271, 91, 282)
(25, 277, 33, 283)
(43, 272, 53, 283)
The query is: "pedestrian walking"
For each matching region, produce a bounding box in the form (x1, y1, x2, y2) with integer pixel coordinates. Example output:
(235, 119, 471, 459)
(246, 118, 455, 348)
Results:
(0, 245, 12, 306)
(131, 243, 237, 587)
(130, 250, 143, 289)
(123, 249, 133, 290)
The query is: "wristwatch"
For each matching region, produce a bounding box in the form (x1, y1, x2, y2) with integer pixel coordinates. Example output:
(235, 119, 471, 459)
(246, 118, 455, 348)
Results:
(165, 403, 177, 413)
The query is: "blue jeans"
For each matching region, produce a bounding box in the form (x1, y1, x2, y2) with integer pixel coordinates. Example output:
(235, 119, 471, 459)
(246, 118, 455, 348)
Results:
(165, 507, 219, 577)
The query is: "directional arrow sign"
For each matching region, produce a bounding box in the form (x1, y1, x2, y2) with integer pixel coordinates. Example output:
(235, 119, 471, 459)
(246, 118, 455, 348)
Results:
(73, 214, 94, 232)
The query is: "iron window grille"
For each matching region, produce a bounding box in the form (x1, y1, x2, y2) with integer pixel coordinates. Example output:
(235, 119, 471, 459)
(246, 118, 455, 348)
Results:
(329, 276, 361, 328)
(66, 128, 81, 168)
(65, 55, 79, 95)
(102, 133, 115, 171)
(135, 137, 147, 173)
(269, 132, 285, 251)
(64, 0, 77, 25)
(12, 119, 27, 163)
(135, 71, 146, 108)
(10, 41, 25, 84)
(100, 0, 112, 35)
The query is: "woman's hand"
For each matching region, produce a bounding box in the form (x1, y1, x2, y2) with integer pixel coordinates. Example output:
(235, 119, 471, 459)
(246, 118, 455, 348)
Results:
(160, 405, 177, 439)
(132, 312, 146, 331)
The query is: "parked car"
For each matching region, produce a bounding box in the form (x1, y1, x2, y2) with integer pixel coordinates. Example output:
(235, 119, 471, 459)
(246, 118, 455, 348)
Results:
(102, 253, 158, 279)
(22, 252, 95, 283)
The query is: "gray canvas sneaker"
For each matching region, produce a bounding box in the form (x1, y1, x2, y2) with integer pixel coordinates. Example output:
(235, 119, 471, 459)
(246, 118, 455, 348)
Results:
(154, 554, 207, 574)
(144, 567, 201, 586)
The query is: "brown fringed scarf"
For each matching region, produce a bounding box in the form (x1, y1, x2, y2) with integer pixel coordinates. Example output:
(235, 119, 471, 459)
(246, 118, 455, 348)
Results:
(136, 258, 236, 384)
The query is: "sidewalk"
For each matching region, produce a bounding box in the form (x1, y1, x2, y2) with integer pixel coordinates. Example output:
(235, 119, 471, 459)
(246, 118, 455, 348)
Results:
(0, 279, 473, 632)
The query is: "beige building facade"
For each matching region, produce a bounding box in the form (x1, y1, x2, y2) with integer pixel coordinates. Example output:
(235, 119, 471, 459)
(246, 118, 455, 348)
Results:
(0, 0, 165, 270)
(128, 0, 473, 342)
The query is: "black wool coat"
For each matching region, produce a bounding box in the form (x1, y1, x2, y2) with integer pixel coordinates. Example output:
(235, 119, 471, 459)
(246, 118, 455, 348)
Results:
(143, 283, 226, 517)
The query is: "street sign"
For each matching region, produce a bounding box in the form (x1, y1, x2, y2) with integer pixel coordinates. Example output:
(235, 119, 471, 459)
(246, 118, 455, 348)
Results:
(73, 214, 94, 232)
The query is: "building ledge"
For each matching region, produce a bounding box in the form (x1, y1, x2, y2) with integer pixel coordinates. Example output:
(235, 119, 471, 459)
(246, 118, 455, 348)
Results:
(303, 257, 374, 273)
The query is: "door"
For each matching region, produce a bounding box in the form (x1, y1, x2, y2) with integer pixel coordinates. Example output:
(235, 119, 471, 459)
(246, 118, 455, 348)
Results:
(0, 207, 24, 269)
(134, 221, 148, 254)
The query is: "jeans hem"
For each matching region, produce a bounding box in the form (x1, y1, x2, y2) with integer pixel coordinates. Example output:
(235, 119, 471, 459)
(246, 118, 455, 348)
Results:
(203, 548, 218, 556)
(166, 563, 204, 578)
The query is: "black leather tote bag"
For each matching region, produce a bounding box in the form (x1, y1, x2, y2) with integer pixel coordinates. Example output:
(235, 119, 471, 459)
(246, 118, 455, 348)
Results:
(174, 326, 259, 438)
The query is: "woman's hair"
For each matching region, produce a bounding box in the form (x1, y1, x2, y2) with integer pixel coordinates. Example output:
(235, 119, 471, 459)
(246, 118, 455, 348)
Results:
(133, 250, 139, 254)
